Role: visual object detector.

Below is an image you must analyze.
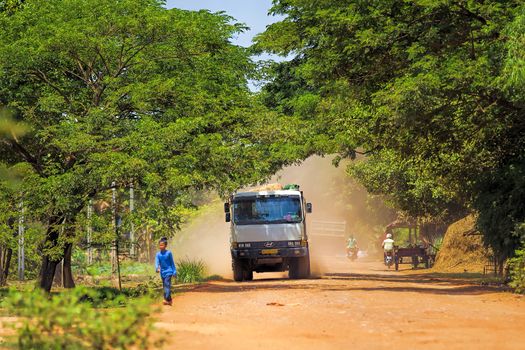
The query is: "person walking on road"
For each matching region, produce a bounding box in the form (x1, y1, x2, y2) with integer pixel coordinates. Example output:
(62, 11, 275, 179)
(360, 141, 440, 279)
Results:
(155, 237, 177, 306)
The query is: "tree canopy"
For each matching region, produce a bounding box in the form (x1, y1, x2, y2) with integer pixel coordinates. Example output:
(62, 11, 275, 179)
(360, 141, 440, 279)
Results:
(0, 0, 304, 291)
(255, 0, 525, 260)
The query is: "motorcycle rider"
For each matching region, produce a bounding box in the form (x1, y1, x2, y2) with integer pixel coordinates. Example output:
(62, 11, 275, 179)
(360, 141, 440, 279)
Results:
(346, 236, 358, 259)
(382, 233, 395, 263)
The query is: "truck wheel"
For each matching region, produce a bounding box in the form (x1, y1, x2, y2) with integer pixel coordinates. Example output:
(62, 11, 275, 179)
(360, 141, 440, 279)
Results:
(289, 255, 310, 279)
(288, 259, 300, 279)
(301, 254, 311, 278)
(232, 259, 244, 282)
(243, 269, 253, 281)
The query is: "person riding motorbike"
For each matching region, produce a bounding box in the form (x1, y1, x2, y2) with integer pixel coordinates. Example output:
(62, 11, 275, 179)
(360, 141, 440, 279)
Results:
(346, 236, 358, 260)
(382, 233, 395, 263)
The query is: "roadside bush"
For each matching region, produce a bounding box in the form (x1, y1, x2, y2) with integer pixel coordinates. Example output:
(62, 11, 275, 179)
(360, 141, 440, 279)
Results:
(86, 262, 156, 279)
(509, 245, 525, 294)
(76, 281, 160, 308)
(176, 258, 207, 283)
(1, 287, 158, 349)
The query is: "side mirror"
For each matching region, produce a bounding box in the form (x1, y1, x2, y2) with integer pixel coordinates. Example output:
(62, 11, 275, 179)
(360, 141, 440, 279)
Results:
(224, 202, 230, 213)
(306, 203, 312, 213)
(225, 212, 231, 223)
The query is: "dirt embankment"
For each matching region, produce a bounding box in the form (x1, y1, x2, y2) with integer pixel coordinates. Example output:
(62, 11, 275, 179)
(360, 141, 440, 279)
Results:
(433, 215, 491, 273)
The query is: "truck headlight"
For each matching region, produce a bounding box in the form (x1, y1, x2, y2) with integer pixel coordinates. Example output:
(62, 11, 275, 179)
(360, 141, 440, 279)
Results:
(238, 243, 251, 248)
(288, 241, 301, 247)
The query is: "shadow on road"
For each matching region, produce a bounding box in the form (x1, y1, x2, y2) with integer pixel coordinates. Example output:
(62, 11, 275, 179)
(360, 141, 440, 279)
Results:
(175, 270, 506, 296)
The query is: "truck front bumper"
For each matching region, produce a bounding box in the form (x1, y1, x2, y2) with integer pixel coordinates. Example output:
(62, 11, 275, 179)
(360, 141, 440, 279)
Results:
(231, 247, 309, 259)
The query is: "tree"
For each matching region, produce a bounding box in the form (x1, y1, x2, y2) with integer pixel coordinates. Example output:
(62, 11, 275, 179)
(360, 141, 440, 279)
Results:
(0, 0, 24, 14)
(0, 0, 303, 291)
(255, 1, 525, 261)
(0, 185, 16, 286)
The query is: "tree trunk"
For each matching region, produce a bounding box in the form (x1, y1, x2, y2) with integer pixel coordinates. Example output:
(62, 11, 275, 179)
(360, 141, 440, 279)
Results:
(40, 256, 61, 292)
(498, 255, 505, 277)
(53, 260, 63, 287)
(0, 246, 13, 287)
(39, 217, 63, 292)
(4, 248, 12, 283)
(62, 243, 75, 288)
(0, 247, 5, 286)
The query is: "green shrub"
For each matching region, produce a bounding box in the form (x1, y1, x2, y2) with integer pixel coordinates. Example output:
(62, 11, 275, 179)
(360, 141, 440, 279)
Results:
(176, 258, 207, 283)
(509, 246, 525, 294)
(432, 237, 444, 251)
(1, 287, 158, 349)
(86, 263, 112, 277)
(120, 262, 156, 277)
(75, 281, 160, 308)
(85, 262, 156, 279)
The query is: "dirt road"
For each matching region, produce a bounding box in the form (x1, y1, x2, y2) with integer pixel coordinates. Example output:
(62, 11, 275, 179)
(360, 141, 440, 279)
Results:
(156, 259, 524, 350)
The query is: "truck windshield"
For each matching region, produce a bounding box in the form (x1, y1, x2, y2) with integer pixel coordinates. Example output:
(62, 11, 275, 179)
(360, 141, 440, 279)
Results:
(233, 196, 303, 225)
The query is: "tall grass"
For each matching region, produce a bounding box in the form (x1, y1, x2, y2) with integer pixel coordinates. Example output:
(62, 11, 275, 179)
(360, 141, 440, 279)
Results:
(176, 258, 207, 283)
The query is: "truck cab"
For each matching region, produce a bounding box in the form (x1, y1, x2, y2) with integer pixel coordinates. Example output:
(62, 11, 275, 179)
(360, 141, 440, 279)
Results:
(224, 184, 312, 281)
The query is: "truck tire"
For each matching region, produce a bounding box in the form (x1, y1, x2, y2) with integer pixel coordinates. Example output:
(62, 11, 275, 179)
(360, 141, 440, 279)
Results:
(301, 254, 311, 278)
(243, 269, 253, 281)
(288, 259, 300, 279)
(232, 259, 244, 282)
(288, 255, 310, 279)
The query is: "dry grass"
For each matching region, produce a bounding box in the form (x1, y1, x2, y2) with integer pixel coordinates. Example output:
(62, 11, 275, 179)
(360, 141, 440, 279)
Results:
(433, 215, 492, 273)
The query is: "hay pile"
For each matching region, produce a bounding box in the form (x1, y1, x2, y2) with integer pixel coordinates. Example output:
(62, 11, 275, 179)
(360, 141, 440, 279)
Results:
(433, 215, 491, 273)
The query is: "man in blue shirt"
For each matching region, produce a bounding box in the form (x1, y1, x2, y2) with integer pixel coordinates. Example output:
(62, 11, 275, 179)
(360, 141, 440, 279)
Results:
(155, 237, 177, 305)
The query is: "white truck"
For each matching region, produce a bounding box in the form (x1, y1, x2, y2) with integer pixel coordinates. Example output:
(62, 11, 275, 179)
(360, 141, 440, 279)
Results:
(224, 184, 312, 281)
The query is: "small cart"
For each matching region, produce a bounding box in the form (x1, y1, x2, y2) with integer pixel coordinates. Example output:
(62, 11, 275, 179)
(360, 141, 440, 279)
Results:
(394, 246, 435, 271)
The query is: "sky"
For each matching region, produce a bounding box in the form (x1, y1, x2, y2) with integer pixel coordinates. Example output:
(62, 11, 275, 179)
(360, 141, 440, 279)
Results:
(166, 0, 282, 48)
(166, 1, 286, 90)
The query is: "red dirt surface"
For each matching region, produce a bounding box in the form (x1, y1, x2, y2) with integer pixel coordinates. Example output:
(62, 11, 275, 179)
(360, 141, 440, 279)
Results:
(156, 258, 524, 350)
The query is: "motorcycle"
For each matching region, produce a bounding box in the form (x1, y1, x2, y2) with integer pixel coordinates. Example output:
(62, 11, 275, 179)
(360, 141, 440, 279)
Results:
(384, 250, 394, 269)
(347, 247, 358, 261)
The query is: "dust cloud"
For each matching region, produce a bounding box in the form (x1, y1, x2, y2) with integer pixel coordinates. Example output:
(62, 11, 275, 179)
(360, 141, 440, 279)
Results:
(172, 202, 233, 278)
(172, 156, 394, 279)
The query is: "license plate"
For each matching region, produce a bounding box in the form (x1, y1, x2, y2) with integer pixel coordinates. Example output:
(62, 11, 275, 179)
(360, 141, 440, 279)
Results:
(261, 249, 279, 255)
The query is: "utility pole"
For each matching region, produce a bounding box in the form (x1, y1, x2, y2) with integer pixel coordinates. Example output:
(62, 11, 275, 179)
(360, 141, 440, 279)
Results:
(17, 201, 24, 281)
(110, 182, 122, 290)
(129, 182, 135, 258)
(87, 199, 93, 265)
(111, 182, 117, 281)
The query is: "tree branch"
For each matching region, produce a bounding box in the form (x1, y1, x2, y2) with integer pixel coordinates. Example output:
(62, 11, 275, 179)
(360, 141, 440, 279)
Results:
(31, 69, 73, 107)
(455, 3, 487, 25)
(2, 138, 44, 175)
